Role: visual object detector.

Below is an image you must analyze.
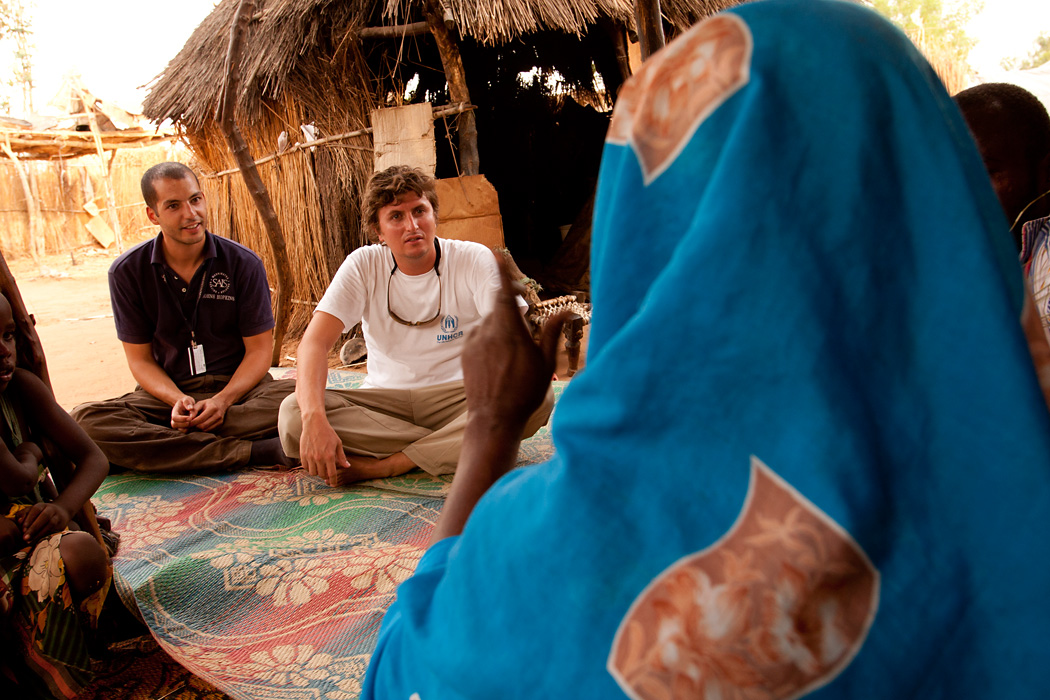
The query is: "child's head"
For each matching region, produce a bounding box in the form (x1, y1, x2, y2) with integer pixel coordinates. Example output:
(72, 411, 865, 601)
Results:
(0, 293, 15, 391)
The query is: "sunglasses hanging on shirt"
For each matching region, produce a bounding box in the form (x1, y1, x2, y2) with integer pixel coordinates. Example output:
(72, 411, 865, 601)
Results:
(387, 238, 442, 327)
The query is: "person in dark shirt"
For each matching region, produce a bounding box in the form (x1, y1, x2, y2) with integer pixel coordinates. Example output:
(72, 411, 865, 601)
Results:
(71, 162, 295, 473)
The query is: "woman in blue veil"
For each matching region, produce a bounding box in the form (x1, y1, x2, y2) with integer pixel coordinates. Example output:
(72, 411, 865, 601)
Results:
(364, 0, 1050, 697)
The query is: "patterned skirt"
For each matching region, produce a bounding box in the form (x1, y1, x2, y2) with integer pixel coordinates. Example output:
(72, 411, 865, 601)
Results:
(0, 503, 111, 698)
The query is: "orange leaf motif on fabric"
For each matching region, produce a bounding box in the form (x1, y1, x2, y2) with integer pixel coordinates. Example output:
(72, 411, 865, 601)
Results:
(607, 14, 752, 184)
(608, 457, 879, 700)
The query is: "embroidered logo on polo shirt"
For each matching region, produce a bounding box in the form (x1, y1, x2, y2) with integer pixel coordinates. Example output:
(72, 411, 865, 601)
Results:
(204, 272, 235, 302)
(210, 273, 231, 295)
(437, 315, 462, 344)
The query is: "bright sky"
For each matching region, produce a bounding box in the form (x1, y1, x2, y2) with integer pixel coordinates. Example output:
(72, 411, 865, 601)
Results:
(26, 0, 218, 115)
(3, 0, 1050, 118)
(966, 0, 1050, 76)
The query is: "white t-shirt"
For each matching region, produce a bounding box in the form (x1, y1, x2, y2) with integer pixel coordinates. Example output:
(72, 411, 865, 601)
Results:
(316, 239, 508, 390)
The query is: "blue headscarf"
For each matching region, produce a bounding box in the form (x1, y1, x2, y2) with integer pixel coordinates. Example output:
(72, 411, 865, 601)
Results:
(365, 1, 1050, 697)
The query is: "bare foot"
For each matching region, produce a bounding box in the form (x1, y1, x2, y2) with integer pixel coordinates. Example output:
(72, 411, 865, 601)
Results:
(329, 452, 417, 486)
(329, 455, 386, 486)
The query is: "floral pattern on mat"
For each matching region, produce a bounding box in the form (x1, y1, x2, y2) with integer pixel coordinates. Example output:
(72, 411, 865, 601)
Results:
(609, 456, 879, 700)
(94, 370, 563, 700)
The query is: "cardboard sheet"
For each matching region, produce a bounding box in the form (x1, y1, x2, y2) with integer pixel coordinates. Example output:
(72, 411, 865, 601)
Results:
(372, 103, 436, 176)
(435, 175, 505, 249)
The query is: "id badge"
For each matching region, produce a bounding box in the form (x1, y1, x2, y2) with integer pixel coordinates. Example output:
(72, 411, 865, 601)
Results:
(188, 343, 207, 376)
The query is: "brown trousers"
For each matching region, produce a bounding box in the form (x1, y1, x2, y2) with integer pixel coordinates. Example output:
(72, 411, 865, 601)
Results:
(71, 374, 296, 473)
(277, 380, 555, 475)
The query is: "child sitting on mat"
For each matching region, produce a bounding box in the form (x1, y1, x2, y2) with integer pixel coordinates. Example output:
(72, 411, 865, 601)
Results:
(0, 290, 111, 698)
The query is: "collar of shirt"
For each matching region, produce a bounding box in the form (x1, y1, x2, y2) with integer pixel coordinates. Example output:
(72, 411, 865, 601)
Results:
(1019, 215, 1050, 268)
(148, 230, 219, 268)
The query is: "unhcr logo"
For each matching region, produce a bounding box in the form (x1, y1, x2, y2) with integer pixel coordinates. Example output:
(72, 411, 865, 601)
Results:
(437, 315, 463, 344)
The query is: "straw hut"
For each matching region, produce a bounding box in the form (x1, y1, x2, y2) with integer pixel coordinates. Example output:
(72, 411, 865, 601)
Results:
(0, 77, 177, 261)
(143, 0, 741, 335)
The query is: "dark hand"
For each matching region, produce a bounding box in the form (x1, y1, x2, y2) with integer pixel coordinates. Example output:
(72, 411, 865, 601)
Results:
(462, 256, 568, 430)
(17, 502, 72, 542)
(0, 516, 23, 555)
(12, 441, 43, 468)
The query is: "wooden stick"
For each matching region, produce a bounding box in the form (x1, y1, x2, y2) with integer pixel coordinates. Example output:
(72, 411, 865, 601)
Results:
(70, 84, 124, 251)
(216, 0, 293, 367)
(201, 102, 476, 178)
(634, 0, 666, 60)
(358, 21, 430, 38)
(1, 135, 42, 270)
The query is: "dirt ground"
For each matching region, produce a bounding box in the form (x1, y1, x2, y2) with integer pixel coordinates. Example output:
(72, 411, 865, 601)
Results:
(7, 245, 588, 412)
(9, 247, 136, 411)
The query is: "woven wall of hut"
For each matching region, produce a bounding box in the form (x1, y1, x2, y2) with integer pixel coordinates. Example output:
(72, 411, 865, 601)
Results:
(184, 79, 377, 336)
(0, 143, 186, 260)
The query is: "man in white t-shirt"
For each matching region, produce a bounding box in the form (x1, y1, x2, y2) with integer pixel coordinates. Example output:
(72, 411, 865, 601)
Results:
(278, 165, 556, 485)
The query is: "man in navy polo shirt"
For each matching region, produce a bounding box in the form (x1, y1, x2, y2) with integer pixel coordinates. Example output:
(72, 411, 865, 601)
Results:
(72, 162, 296, 472)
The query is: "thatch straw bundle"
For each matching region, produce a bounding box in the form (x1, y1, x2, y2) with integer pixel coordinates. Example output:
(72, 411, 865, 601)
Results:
(906, 29, 970, 96)
(411, 0, 734, 44)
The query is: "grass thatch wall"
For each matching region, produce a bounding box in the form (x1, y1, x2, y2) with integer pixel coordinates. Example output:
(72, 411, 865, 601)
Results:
(0, 143, 188, 260)
(189, 92, 376, 336)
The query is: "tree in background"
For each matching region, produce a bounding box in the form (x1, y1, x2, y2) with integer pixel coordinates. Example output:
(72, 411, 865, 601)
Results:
(865, 0, 982, 62)
(1001, 32, 1050, 71)
(0, 0, 33, 115)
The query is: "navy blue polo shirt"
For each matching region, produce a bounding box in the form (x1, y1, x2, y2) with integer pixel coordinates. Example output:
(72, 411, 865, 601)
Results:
(109, 231, 275, 384)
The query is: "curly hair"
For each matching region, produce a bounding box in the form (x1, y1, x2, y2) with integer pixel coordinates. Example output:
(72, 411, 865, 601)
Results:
(361, 165, 439, 239)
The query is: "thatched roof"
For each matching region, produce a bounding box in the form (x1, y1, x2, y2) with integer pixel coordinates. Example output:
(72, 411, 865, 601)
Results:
(143, 0, 742, 129)
(399, 0, 735, 43)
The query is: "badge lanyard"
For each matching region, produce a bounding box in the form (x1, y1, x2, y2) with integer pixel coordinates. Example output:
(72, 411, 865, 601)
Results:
(160, 259, 213, 376)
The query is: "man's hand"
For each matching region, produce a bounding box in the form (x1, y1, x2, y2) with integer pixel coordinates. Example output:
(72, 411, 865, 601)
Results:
(299, 414, 350, 485)
(188, 395, 232, 432)
(17, 501, 72, 542)
(170, 395, 197, 432)
(462, 256, 568, 430)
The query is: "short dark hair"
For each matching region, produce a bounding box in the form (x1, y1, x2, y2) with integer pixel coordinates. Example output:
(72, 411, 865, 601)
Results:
(141, 162, 200, 209)
(361, 165, 439, 239)
(954, 83, 1050, 164)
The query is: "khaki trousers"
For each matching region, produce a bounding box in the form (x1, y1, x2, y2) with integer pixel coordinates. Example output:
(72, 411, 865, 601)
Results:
(278, 380, 555, 475)
(71, 375, 296, 473)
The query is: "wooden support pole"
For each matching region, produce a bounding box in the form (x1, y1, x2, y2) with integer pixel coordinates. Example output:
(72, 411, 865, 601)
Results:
(634, 0, 666, 60)
(202, 102, 475, 179)
(71, 85, 124, 252)
(604, 19, 633, 83)
(359, 21, 430, 38)
(423, 0, 479, 176)
(216, 0, 293, 367)
(1, 136, 42, 268)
